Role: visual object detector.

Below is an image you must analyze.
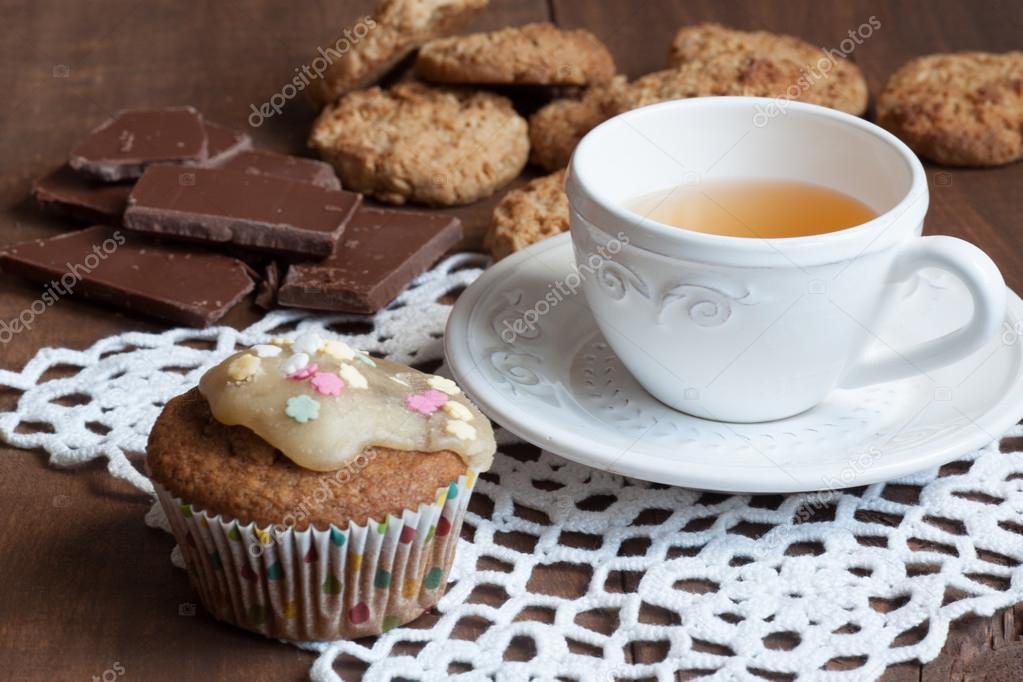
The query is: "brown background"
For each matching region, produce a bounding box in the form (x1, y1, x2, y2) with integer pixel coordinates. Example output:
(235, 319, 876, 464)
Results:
(1, 1, 1022, 680)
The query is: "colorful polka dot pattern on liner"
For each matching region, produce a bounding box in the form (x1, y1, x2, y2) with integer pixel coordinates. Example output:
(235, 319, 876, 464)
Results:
(156, 468, 476, 642)
(321, 575, 342, 595)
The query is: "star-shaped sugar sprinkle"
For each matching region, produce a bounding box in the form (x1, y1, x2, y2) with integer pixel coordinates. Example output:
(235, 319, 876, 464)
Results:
(282, 352, 310, 375)
(310, 371, 344, 396)
(252, 344, 282, 358)
(405, 389, 449, 416)
(323, 339, 355, 362)
(427, 376, 461, 396)
(285, 395, 320, 423)
(338, 363, 368, 389)
(227, 354, 261, 382)
(443, 400, 473, 421)
(293, 332, 324, 356)
(288, 363, 318, 381)
(445, 419, 477, 440)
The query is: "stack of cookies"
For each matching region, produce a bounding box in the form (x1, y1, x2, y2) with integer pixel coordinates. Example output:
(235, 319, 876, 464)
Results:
(308, 15, 616, 209)
(308, 2, 1022, 262)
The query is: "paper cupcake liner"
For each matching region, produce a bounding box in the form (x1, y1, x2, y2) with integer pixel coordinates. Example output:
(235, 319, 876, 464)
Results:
(155, 469, 477, 641)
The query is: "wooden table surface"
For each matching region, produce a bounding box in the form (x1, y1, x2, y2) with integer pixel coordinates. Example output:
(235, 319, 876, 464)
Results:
(2, 1, 1022, 680)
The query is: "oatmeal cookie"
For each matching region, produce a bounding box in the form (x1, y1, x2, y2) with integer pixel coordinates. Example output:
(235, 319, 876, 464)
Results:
(414, 22, 615, 86)
(528, 21, 870, 172)
(307, 0, 488, 106)
(662, 23, 868, 115)
(527, 77, 626, 171)
(485, 169, 568, 260)
(310, 82, 529, 205)
(876, 51, 1023, 166)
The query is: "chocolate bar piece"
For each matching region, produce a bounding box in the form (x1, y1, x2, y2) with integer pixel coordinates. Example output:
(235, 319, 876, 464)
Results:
(69, 107, 208, 181)
(32, 165, 132, 225)
(254, 260, 281, 310)
(0, 226, 254, 327)
(278, 208, 462, 313)
(124, 165, 361, 257)
(215, 149, 341, 190)
(203, 121, 252, 165)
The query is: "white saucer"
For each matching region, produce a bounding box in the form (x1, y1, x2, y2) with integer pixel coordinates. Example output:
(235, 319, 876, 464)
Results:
(446, 234, 1023, 493)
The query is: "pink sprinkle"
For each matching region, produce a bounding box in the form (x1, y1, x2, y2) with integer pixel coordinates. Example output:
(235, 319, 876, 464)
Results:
(288, 363, 318, 381)
(404, 389, 449, 415)
(310, 371, 344, 396)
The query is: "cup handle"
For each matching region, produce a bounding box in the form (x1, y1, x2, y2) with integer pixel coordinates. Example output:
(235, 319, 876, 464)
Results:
(840, 236, 1006, 389)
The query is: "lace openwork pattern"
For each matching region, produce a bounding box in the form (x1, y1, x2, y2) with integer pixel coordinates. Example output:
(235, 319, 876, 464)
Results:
(2, 253, 1022, 682)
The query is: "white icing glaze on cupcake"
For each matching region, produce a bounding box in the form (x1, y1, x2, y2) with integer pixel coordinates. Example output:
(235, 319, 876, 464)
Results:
(199, 333, 495, 472)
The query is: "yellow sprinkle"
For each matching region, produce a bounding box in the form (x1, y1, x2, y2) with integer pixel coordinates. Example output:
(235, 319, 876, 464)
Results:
(339, 363, 368, 389)
(270, 337, 292, 347)
(443, 401, 473, 421)
(323, 339, 355, 362)
(348, 553, 363, 573)
(402, 579, 419, 598)
(254, 527, 272, 545)
(427, 375, 461, 396)
(445, 419, 477, 441)
(227, 354, 261, 382)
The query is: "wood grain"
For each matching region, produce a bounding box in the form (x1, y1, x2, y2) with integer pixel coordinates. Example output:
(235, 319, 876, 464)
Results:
(1, 1, 1022, 679)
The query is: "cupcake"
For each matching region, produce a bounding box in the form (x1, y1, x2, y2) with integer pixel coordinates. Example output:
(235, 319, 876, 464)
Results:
(147, 332, 495, 640)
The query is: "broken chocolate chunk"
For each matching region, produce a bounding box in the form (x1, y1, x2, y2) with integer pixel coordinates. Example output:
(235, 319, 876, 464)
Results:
(215, 149, 340, 190)
(69, 106, 208, 181)
(123, 165, 361, 257)
(202, 120, 253, 165)
(254, 260, 281, 310)
(32, 165, 132, 225)
(277, 208, 462, 314)
(0, 226, 254, 326)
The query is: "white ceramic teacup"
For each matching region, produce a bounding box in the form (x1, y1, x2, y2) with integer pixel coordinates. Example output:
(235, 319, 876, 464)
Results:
(566, 97, 1006, 422)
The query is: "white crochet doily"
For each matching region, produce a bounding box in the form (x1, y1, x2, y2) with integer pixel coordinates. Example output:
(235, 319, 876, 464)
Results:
(3, 252, 1023, 682)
